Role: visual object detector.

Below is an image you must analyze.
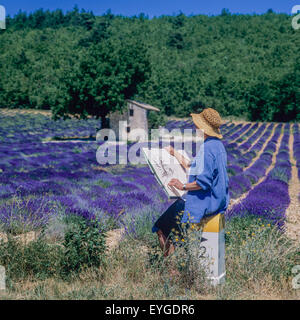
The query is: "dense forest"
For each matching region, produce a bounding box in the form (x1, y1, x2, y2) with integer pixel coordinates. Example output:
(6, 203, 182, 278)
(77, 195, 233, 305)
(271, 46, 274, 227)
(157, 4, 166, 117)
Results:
(0, 7, 299, 123)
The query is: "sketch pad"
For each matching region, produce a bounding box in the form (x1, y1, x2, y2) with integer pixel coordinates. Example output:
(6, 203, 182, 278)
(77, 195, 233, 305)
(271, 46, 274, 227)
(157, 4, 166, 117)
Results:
(142, 148, 189, 199)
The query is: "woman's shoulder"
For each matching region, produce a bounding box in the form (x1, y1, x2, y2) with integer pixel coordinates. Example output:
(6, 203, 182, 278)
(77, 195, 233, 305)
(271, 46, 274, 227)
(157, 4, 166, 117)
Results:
(205, 138, 226, 155)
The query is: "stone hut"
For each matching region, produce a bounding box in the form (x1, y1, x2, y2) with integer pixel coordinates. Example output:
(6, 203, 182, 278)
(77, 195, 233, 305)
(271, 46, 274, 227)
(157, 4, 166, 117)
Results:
(109, 100, 160, 141)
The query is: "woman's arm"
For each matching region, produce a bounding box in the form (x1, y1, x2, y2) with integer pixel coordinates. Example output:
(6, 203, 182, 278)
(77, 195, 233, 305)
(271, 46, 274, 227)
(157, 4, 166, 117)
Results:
(168, 179, 201, 191)
(165, 146, 191, 170)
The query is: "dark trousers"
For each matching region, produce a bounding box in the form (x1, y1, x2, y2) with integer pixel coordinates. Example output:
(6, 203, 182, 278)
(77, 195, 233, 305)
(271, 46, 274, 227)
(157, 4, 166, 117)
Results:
(152, 198, 185, 239)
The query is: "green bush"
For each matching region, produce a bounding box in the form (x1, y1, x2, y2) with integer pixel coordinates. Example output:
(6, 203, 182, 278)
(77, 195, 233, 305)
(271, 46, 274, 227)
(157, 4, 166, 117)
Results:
(0, 237, 64, 281)
(61, 216, 106, 278)
(0, 216, 107, 282)
(147, 110, 167, 131)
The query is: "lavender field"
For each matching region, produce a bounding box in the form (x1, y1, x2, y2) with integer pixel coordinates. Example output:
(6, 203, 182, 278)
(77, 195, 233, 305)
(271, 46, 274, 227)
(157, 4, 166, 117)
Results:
(0, 109, 299, 300)
(0, 110, 299, 239)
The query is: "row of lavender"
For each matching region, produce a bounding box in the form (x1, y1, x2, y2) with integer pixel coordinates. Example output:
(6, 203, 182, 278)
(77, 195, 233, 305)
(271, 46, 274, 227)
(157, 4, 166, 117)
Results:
(294, 124, 300, 179)
(293, 124, 300, 202)
(228, 123, 280, 198)
(0, 112, 99, 144)
(227, 123, 292, 229)
(226, 123, 268, 171)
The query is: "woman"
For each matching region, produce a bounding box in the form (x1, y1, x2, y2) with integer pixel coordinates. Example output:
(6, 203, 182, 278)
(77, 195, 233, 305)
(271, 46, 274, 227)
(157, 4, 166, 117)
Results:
(152, 108, 229, 256)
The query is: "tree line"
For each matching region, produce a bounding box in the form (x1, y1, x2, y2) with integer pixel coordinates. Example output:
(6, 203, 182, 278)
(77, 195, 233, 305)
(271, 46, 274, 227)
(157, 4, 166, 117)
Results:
(0, 7, 299, 124)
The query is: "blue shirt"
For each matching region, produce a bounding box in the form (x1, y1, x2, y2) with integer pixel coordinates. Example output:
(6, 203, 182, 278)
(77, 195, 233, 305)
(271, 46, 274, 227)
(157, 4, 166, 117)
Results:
(181, 137, 229, 223)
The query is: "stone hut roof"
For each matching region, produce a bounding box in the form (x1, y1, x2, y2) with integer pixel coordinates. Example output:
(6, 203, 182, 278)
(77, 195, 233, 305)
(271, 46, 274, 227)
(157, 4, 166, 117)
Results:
(127, 100, 160, 112)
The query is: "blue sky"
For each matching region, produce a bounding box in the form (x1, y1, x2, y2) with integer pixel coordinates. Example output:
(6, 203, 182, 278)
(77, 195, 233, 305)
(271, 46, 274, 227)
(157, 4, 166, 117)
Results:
(1, 0, 297, 17)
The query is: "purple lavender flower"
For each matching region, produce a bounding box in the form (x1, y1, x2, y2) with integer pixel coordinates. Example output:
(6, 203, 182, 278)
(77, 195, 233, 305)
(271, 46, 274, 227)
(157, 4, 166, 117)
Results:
(0, 198, 55, 235)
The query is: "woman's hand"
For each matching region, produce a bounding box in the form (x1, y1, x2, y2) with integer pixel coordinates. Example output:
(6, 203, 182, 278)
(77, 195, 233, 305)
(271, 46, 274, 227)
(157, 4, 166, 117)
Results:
(165, 146, 175, 156)
(165, 146, 190, 170)
(168, 178, 184, 190)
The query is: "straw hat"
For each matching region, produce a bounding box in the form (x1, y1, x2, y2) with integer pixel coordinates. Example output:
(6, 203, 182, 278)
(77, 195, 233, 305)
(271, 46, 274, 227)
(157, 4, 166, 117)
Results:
(191, 108, 223, 139)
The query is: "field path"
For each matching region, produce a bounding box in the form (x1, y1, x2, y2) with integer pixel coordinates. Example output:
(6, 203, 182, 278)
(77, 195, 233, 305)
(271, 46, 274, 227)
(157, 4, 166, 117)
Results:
(106, 228, 125, 251)
(228, 126, 284, 209)
(285, 124, 300, 240)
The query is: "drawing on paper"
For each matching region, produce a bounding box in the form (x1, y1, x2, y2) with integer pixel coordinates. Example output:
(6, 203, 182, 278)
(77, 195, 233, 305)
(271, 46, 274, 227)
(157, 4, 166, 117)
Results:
(142, 147, 189, 198)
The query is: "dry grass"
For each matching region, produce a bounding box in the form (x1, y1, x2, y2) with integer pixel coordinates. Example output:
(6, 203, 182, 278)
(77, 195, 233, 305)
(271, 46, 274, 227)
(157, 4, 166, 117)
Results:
(0, 108, 52, 117)
(1, 223, 299, 300)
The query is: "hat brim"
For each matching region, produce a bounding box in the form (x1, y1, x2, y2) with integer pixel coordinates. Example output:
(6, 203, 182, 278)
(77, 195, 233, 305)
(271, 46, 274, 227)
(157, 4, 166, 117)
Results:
(191, 113, 223, 139)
